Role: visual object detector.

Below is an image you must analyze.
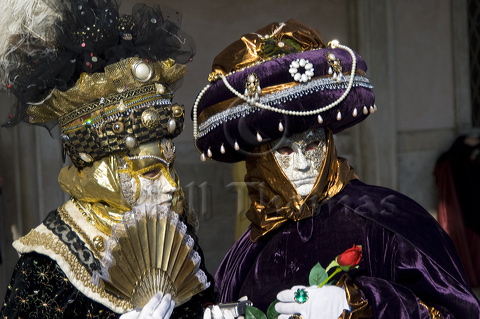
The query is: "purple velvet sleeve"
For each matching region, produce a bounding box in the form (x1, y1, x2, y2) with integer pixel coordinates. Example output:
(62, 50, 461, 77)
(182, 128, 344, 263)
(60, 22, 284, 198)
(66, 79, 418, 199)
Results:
(357, 227, 478, 318)
(214, 181, 480, 318)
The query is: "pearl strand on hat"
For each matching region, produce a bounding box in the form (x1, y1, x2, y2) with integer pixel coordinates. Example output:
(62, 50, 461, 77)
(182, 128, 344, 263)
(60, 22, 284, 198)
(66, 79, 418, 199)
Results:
(192, 41, 357, 159)
(218, 40, 357, 116)
(193, 84, 212, 160)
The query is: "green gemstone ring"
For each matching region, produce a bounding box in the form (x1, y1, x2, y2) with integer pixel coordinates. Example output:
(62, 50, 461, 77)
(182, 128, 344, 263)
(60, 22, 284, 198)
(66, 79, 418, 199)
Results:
(293, 288, 309, 304)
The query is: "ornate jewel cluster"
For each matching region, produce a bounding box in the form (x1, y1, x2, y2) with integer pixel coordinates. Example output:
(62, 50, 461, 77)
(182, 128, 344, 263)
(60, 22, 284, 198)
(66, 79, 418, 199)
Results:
(244, 73, 262, 102)
(289, 58, 315, 83)
(326, 52, 343, 82)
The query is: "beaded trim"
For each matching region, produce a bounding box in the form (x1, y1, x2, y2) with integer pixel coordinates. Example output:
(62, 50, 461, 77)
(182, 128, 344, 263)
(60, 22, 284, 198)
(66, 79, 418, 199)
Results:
(197, 75, 372, 138)
(59, 84, 169, 127)
(59, 201, 108, 258)
(62, 97, 171, 133)
(419, 301, 443, 319)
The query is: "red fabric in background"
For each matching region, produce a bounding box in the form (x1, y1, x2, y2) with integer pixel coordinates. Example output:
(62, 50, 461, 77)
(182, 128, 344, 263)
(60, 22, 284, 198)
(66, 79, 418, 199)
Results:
(435, 152, 480, 287)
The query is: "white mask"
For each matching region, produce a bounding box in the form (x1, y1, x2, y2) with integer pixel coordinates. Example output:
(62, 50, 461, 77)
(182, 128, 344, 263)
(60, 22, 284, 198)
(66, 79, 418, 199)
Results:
(273, 128, 327, 197)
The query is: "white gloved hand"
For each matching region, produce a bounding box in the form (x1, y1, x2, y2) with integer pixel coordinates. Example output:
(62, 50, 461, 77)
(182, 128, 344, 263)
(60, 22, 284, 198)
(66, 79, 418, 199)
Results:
(203, 305, 237, 319)
(275, 285, 349, 319)
(203, 296, 249, 319)
(120, 293, 175, 319)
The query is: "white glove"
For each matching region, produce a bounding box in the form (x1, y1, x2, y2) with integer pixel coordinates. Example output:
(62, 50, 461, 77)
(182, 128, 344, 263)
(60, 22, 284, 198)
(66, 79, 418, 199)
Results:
(275, 285, 350, 319)
(203, 305, 237, 319)
(203, 296, 249, 319)
(120, 293, 175, 319)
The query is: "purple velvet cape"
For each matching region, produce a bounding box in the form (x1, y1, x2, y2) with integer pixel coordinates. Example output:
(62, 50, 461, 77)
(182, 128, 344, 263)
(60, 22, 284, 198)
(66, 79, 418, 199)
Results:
(215, 180, 480, 318)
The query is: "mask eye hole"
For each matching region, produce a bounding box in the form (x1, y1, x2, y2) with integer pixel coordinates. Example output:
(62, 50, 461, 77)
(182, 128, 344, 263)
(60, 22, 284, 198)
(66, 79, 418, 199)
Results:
(142, 167, 161, 178)
(276, 146, 294, 155)
(305, 141, 320, 152)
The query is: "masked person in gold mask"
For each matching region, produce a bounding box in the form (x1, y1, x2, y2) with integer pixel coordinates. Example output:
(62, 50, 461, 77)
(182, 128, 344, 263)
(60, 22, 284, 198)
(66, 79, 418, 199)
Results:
(0, 0, 215, 318)
(192, 20, 480, 318)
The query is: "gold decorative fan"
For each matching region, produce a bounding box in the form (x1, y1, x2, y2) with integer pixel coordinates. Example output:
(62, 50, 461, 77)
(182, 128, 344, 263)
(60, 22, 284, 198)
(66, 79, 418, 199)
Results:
(93, 204, 210, 308)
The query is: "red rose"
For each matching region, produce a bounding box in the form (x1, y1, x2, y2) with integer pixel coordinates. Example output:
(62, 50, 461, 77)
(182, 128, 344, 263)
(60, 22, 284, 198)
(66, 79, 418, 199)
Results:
(337, 245, 362, 268)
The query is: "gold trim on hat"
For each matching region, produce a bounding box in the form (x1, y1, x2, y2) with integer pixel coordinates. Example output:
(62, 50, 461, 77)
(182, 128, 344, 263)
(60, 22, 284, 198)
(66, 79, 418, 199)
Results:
(208, 19, 325, 82)
(27, 58, 187, 124)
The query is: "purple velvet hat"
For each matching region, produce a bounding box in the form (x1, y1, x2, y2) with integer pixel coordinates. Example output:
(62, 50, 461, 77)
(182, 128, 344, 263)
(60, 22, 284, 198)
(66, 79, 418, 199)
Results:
(192, 19, 376, 162)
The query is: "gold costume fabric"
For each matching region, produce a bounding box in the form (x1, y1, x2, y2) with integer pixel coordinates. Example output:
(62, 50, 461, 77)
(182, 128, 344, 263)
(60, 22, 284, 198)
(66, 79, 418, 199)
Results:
(245, 129, 356, 241)
(58, 156, 130, 235)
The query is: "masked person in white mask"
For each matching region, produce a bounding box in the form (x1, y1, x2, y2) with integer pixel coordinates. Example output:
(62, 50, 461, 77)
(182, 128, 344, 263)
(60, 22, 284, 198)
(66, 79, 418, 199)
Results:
(193, 20, 480, 319)
(273, 129, 327, 197)
(0, 1, 215, 318)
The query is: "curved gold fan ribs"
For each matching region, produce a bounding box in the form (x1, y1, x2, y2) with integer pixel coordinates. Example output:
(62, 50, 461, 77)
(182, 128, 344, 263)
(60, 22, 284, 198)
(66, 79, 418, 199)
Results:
(94, 204, 209, 308)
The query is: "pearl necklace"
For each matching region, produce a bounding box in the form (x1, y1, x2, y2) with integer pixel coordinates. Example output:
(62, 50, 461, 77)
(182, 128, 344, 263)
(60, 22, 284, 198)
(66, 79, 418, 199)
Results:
(192, 40, 358, 160)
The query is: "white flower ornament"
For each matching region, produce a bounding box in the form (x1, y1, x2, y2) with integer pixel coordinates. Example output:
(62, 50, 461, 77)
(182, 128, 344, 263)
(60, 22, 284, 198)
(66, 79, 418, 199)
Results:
(289, 58, 314, 83)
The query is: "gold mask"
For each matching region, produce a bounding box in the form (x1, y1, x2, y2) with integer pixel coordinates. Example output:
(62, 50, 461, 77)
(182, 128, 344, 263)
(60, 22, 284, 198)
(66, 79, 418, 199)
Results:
(58, 139, 185, 236)
(118, 139, 178, 208)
